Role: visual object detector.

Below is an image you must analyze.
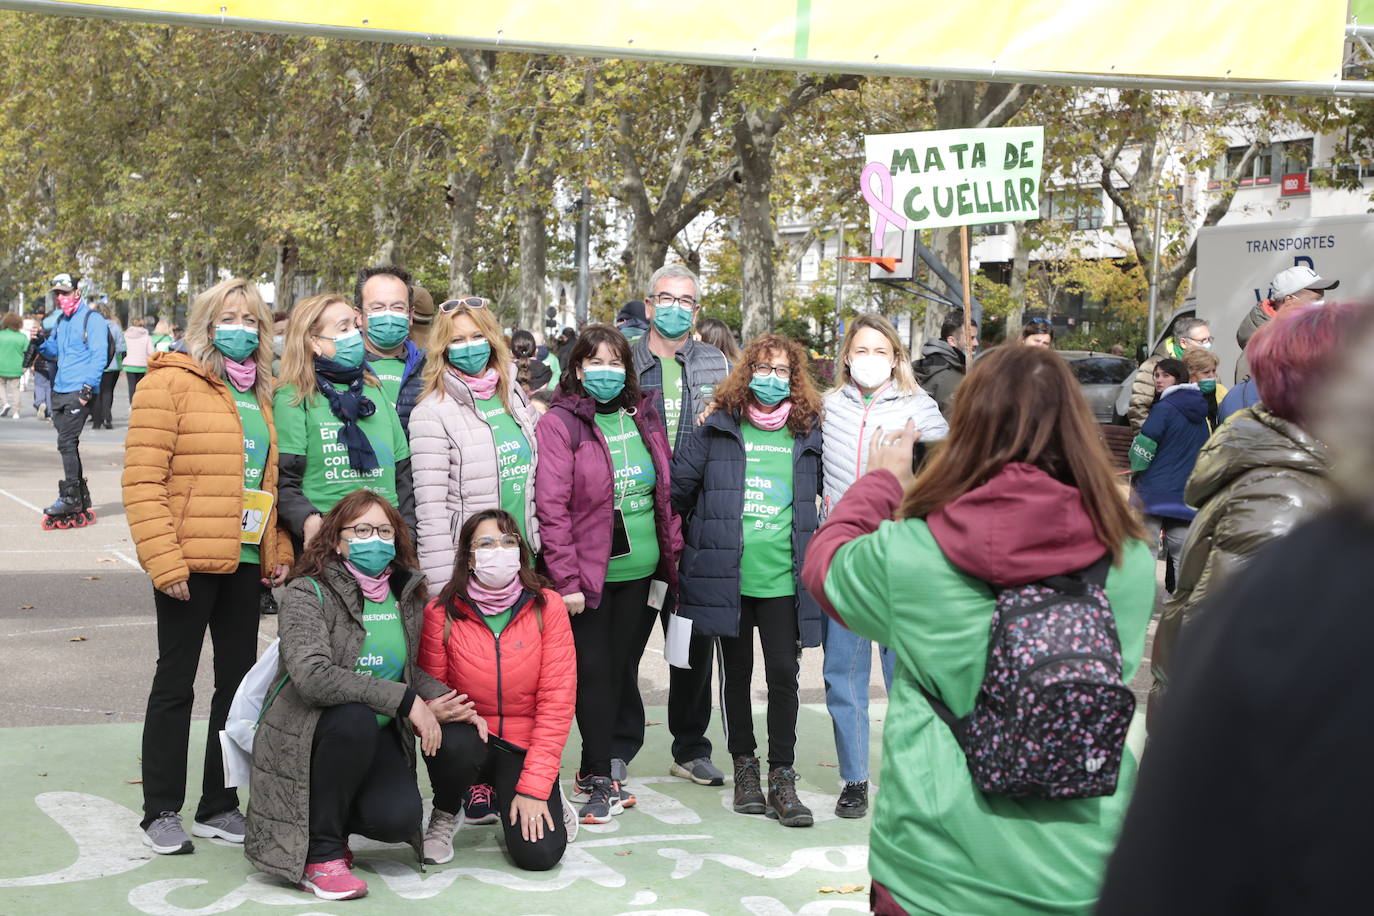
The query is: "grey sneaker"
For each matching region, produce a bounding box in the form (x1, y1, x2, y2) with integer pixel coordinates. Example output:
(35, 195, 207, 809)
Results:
(610, 757, 628, 784)
(192, 808, 245, 843)
(143, 811, 194, 854)
(423, 807, 460, 865)
(577, 776, 622, 824)
(670, 756, 725, 786)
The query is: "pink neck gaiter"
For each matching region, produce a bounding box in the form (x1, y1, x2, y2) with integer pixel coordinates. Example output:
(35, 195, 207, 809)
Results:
(461, 367, 500, 400)
(467, 576, 523, 617)
(747, 399, 792, 431)
(344, 560, 392, 602)
(224, 357, 258, 392)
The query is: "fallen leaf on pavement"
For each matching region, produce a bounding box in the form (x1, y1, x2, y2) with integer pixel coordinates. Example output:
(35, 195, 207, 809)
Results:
(818, 887, 836, 894)
(839, 884, 866, 894)
(68, 636, 87, 642)
(19, 605, 34, 610)
(645, 720, 663, 726)
(126, 778, 143, 784)
(82, 576, 101, 581)
(615, 851, 632, 856)
(97, 557, 114, 563)
(817, 761, 838, 767)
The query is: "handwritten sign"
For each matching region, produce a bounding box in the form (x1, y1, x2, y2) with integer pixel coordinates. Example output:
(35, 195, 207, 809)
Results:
(862, 126, 1044, 249)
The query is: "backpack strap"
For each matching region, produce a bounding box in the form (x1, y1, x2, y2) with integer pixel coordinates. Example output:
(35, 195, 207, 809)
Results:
(917, 685, 968, 746)
(259, 576, 326, 725)
(444, 593, 542, 647)
(1039, 554, 1112, 595)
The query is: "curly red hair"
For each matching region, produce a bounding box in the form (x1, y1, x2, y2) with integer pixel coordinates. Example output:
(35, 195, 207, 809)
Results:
(713, 333, 821, 435)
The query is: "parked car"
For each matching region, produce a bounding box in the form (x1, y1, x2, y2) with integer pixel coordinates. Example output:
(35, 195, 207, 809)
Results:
(1058, 350, 1137, 423)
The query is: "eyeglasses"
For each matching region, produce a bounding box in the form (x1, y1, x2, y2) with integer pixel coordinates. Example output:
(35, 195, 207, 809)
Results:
(439, 297, 489, 313)
(651, 293, 698, 309)
(751, 363, 792, 380)
(1186, 335, 1214, 345)
(473, 534, 521, 550)
(363, 302, 409, 314)
(342, 523, 395, 539)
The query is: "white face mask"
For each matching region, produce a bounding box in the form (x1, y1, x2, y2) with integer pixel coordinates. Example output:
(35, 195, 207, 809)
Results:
(472, 547, 521, 589)
(849, 353, 894, 390)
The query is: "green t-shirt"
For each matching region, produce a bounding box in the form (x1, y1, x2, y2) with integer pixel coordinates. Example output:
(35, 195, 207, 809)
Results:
(544, 352, 562, 387)
(369, 357, 406, 411)
(481, 606, 514, 634)
(659, 356, 683, 452)
(740, 422, 796, 598)
(355, 594, 407, 727)
(594, 410, 660, 582)
(475, 395, 533, 539)
(822, 521, 1156, 915)
(152, 334, 172, 353)
(272, 382, 410, 515)
(231, 386, 271, 565)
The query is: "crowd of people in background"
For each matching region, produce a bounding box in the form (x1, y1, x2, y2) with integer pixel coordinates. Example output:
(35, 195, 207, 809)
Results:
(7, 254, 1367, 913)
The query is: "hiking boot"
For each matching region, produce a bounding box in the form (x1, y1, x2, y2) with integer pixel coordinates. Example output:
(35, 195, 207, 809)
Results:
(298, 859, 368, 901)
(423, 807, 459, 864)
(835, 781, 869, 819)
(732, 755, 766, 815)
(671, 756, 725, 786)
(766, 766, 814, 827)
(191, 808, 246, 843)
(463, 783, 499, 826)
(142, 811, 193, 854)
(578, 776, 622, 824)
(260, 590, 279, 615)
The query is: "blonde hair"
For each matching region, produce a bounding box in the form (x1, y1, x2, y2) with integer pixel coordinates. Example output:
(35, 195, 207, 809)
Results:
(154, 319, 171, 336)
(185, 278, 276, 403)
(420, 304, 515, 412)
(276, 294, 377, 406)
(1182, 347, 1219, 379)
(830, 313, 920, 396)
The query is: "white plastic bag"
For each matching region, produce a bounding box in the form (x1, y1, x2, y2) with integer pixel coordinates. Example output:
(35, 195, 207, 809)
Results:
(219, 638, 283, 788)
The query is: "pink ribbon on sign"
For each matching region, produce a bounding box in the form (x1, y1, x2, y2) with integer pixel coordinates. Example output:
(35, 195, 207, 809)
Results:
(860, 161, 909, 256)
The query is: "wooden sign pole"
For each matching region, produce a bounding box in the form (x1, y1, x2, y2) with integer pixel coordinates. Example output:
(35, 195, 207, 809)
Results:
(959, 224, 974, 359)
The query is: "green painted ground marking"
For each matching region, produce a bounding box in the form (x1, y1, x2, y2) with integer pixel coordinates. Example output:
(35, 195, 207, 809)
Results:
(0, 704, 884, 915)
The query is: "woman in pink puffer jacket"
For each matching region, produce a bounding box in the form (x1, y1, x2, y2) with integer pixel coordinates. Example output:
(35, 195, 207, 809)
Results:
(407, 300, 540, 593)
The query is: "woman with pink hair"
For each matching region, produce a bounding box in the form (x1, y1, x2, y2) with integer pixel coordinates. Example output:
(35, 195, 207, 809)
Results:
(1149, 301, 1367, 717)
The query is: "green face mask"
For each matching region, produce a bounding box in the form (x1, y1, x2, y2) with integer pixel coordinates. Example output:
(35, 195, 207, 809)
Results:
(748, 373, 790, 406)
(447, 339, 492, 376)
(326, 329, 365, 368)
(366, 312, 410, 350)
(1198, 379, 1217, 395)
(652, 303, 694, 340)
(345, 534, 396, 576)
(212, 324, 259, 362)
(582, 366, 626, 403)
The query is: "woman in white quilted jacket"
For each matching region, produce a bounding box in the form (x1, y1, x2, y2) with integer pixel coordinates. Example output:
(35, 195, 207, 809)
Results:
(819, 313, 946, 820)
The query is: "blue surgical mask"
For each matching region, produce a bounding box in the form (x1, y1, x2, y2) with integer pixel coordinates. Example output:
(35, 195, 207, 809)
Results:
(652, 303, 693, 340)
(326, 328, 365, 368)
(448, 339, 492, 376)
(212, 324, 259, 362)
(583, 366, 626, 403)
(366, 312, 410, 350)
(749, 373, 790, 406)
(346, 534, 396, 576)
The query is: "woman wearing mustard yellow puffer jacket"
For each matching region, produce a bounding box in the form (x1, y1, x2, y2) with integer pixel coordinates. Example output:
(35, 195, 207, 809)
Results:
(123, 278, 292, 856)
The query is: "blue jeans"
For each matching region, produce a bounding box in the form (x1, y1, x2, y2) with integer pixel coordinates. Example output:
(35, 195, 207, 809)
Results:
(821, 614, 895, 784)
(33, 372, 51, 414)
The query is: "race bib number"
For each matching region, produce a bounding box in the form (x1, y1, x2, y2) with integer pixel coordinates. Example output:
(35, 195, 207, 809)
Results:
(240, 488, 275, 545)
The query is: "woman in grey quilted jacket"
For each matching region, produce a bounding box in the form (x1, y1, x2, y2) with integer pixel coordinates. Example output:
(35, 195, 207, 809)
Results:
(819, 314, 946, 820)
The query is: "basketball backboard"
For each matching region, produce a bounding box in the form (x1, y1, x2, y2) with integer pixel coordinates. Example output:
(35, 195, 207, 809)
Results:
(869, 228, 917, 281)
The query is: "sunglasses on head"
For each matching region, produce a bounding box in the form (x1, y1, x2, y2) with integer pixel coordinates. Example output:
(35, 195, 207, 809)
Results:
(1028, 317, 1051, 326)
(438, 297, 490, 313)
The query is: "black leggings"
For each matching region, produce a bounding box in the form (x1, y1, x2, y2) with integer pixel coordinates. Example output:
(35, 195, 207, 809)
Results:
(426, 723, 567, 871)
(93, 369, 119, 425)
(717, 595, 800, 770)
(141, 566, 260, 825)
(613, 610, 716, 766)
(307, 703, 421, 863)
(126, 370, 144, 402)
(570, 577, 655, 777)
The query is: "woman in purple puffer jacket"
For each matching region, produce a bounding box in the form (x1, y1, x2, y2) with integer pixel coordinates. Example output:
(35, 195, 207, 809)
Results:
(534, 323, 681, 825)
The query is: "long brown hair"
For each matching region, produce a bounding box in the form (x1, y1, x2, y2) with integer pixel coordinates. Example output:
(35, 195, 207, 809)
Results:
(899, 345, 1143, 562)
(557, 323, 642, 412)
(713, 333, 822, 436)
(277, 294, 379, 406)
(436, 509, 547, 618)
(290, 490, 424, 600)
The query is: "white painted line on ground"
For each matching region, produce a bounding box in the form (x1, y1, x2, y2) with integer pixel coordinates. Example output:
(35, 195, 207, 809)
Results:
(4, 620, 155, 638)
(111, 549, 140, 570)
(0, 487, 43, 514)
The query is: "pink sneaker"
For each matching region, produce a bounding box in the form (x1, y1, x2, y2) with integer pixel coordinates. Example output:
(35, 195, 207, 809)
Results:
(298, 859, 368, 901)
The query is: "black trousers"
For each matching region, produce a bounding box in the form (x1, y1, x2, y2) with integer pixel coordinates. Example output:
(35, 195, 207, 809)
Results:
(717, 595, 800, 770)
(570, 577, 655, 777)
(141, 566, 261, 825)
(51, 391, 90, 481)
(612, 613, 715, 766)
(308, 703, 421, 863)
(92, 370, 119, 426)
(126, 370, 144, 403)
(426, 723, 567, 871)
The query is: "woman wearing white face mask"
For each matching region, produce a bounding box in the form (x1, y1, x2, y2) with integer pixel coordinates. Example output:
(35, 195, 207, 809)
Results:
(417, 510, 576, 870)
(273, 294, 415, 548)
(818, 313, 946, 820)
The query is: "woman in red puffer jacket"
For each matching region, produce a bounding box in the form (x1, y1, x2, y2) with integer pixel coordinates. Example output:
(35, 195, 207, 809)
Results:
(416, 508, 576, 871)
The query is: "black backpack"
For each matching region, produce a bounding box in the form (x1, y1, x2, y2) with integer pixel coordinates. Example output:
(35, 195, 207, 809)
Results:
(920, 556, 1136, 800)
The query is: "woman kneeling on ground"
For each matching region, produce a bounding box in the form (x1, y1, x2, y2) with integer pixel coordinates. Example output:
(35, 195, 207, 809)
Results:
(246, 490, 481, 902)
(803, 344, 1155, 915)
(417, 509, 576, 870)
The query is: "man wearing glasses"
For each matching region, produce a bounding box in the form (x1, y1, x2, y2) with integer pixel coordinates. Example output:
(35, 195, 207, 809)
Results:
(354, 265, 427, 434)
(618, 263, 730, 792)
(1127, 316, 1213, 431)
